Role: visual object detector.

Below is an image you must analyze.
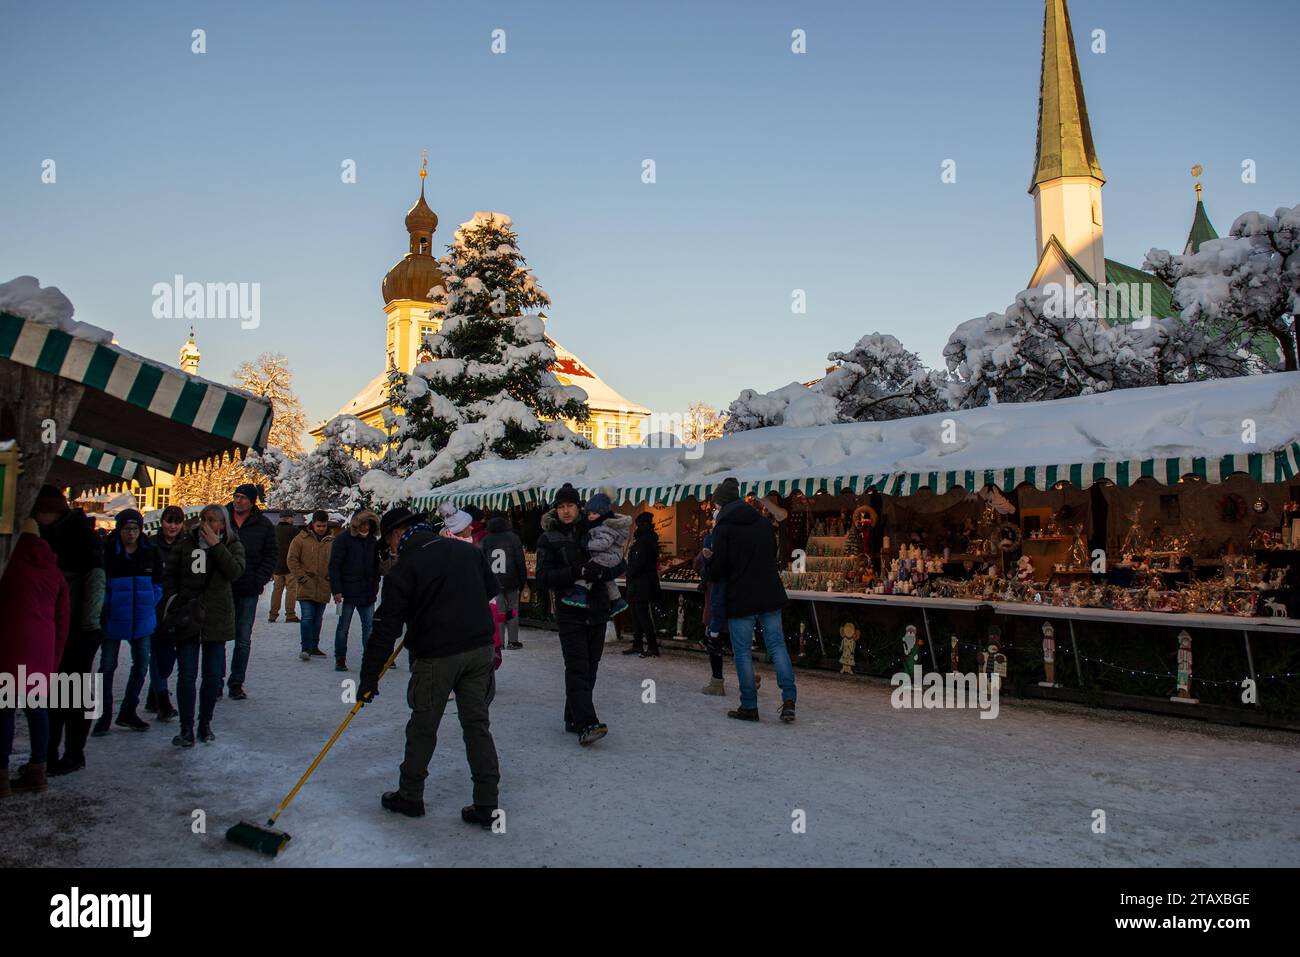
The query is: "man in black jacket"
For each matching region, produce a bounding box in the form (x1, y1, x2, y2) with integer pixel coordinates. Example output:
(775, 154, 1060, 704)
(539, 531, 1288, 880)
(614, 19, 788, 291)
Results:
(226, 484, 276, 699)
(624, 512, 662, 657)
(706, 477, 797, 723)
(359, 507, 501, 827)
(480, 515, 527, 649)
(533, 483, 624, 745)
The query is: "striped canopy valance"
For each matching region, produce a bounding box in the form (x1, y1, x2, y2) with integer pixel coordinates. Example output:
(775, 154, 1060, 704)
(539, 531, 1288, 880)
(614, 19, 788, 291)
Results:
(409, 444, 1300, 511)
(56, 438, 149, 486)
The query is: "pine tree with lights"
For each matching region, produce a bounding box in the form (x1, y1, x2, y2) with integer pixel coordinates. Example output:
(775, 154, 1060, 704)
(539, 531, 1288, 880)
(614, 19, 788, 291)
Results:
(383, 211, 590, 489)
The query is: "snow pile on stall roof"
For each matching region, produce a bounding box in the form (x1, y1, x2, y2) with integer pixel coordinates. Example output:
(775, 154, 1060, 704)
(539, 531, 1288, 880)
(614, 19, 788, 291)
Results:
(421, 372, 1300, 498)
(0, 275, 113, 344)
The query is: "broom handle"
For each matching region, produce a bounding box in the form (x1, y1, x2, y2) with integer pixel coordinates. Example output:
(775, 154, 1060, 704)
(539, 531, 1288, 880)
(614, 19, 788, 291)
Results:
(267, 640, 406, 826)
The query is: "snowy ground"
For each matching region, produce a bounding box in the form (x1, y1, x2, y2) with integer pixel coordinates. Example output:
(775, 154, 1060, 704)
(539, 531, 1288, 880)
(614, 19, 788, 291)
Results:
(2, 593, 1297, 868)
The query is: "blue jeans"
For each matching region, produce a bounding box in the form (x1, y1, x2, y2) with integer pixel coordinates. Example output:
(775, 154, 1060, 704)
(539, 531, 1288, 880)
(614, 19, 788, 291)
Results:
(1, 707, 49, 770)
(151, 637, 177, 694)
(176, 641, 226, 733)
(100, 636, 149, 717)
(334, 602, 374, 660)
(728, 610, 797, 710)
(299, 600, 327, 651)
(228, 595, 259, 690)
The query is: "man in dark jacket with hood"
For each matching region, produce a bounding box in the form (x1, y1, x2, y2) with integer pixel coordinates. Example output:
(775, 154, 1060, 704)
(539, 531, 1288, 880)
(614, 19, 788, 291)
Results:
(706, 477, 797, 723)
(624, 512, 662, 657)
(32, 485, 104, 775)
(359, 507, 501, 828)
(329, 509, 381, 670)
(533, 483, 624, 745)
(480, 515, 527, 649)
(225, 483, 276, 699)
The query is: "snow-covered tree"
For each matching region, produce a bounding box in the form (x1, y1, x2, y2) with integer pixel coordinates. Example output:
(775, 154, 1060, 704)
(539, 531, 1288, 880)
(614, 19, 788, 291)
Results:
(375, 212, 589, 491)
(246, 414, 384, 511)
(234, 352, 307, 457)
(943, 286, 1258, 409)
(682, 402, 728, 445)
(818, 333, 950, 421)
(724, 382, 839, 433)
(1145, 204, 1300, 371)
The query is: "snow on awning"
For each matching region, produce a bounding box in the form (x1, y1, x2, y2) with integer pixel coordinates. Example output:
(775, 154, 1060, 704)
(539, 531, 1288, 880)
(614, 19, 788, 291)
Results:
(410, 373, 1300, 509)
(1, 309, 272, 486)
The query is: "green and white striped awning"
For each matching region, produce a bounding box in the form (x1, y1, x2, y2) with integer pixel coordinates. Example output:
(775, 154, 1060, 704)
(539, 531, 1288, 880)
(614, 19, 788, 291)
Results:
(407, 445, 1300, 511)
(56, 438, 150, 486)
(142, 504, 205, 532)
(1, 310, 273, 486)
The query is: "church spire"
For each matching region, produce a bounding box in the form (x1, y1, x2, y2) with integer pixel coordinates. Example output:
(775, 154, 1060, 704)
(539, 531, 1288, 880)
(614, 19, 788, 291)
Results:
(1030, 0, 1105, 192)
(1184, 165, 1218, 255)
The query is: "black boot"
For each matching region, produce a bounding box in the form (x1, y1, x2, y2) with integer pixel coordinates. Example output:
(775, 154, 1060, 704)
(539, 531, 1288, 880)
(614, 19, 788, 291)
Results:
(91, 714, 112, 737)
(49, 753, 86, 776)
(116, 709, 150, 731)
(382, 791, 425, 817)
(622, 645, 644, 655)
(156, 692, 177, 722)
(197, 722, 215, 743)
(461, 804, 497, 829)
(144, 689, 158, 713)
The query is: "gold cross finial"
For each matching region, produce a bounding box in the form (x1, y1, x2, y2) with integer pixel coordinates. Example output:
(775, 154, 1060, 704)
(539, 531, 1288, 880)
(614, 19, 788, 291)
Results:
(420, 149, 427, 180)
(1191, 163, 1204, 201)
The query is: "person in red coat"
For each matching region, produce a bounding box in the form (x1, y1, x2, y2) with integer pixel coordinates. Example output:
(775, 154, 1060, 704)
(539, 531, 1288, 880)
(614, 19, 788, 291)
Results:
(0, 520, 71, 797)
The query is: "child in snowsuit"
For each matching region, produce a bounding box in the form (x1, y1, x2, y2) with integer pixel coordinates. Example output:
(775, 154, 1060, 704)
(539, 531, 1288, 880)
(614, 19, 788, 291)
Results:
(561, 493, 631, 618)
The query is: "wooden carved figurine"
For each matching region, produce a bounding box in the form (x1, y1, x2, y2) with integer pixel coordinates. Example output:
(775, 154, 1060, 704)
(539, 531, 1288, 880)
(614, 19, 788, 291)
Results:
(838, 622, 859, 675)
(1171, 630, 1198, 704)
(1038, 622, 1058, 687)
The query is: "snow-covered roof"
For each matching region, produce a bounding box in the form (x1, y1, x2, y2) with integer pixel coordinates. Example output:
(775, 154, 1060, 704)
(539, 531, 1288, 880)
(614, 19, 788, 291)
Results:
(411, 373, 1300, 509)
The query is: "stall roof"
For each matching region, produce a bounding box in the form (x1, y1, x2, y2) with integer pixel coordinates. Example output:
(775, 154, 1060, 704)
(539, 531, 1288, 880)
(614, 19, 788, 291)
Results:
(1, 295, 272, 489)
(405, 372, 1300, 510)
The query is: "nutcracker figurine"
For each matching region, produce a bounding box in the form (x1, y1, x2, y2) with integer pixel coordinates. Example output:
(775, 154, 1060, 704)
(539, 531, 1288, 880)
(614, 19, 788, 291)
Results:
(902, 624, 923, 676)
(1038, 622, 1059, 687)
(949, 634, 960, 673)
(1171, 630, 1198, 703)
(675, 595, 686, 639)
(838, 622, 859, 675)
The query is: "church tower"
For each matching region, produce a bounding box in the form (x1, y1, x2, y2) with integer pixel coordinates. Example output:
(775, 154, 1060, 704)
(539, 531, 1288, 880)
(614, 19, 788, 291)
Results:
(382, 152, 445, 374)
(179, 328, 201, 374)
(1028, 0, 1107, 288)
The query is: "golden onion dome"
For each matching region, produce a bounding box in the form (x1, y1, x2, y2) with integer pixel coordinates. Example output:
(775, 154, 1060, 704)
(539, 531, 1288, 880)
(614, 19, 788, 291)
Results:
(383, 179, 443, 304)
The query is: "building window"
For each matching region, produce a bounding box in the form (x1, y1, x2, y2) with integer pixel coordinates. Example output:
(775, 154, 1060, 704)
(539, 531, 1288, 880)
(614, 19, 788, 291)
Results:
(155, 485, 170, 510)
(133, 487, 147, 510)
(604, 424, 622, 448)
(578, 422, 595, 444)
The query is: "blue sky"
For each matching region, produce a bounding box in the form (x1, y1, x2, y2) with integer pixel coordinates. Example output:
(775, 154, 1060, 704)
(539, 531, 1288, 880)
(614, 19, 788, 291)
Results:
(3, 0, 1298, 433)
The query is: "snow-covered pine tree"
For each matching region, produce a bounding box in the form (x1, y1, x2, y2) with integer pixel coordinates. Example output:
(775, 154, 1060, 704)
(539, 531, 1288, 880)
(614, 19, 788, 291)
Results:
(1145, 204, 1300, 371)
(246, 414, 384, 511)
(381, 211, 589, 490)
(819, 333, 950, 421)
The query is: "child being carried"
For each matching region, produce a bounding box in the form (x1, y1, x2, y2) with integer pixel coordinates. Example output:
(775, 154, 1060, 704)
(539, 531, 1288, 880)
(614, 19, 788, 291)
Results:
(561, 493, 631, 618)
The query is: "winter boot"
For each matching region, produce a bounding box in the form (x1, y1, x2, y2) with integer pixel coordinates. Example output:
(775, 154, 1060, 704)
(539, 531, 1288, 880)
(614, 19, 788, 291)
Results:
(0, 768, 9, 798)
(172, 730, 195, 748)
(300, 650, 312, 661)
(335, 657, 348, 672)
(461, 804, 497, 829)
(91, 714, 112, 737)
(622, 644, 644, 656)
(307, 648, 327, 658)
(197, 722, 215, 743)
(609, 597, 629, 618)
(382, 791, 425, 817)
(49, 753, 86, 776)
(564, 721, 581, 734)
(507, 640, 523, 649)
(285, 614, 300, 623)
(727, 706, 760, 722)
(11, 762, 47, 793)
(116, 709, 150, 731)
(639, 646, 660, 658)
(780, 699, 797, 723)
(144, 689, 158, 713)
(156, 692, 177, 721)
(578, 723, 608, 746)
(702, 677, 726, 696)
(560, 586, 589, 609)
(228, 685, 247, 700)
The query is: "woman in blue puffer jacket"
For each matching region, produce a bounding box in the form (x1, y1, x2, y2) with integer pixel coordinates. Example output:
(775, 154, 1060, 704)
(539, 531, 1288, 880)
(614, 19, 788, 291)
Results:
(94, 509, 161, 735)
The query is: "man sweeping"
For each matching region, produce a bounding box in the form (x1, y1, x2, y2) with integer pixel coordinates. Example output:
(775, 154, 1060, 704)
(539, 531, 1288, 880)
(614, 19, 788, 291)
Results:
(359, 507, 502, 828)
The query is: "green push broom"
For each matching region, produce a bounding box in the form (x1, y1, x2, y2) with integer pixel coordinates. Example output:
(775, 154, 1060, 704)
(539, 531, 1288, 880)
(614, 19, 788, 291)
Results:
(226, 640, 405, 857)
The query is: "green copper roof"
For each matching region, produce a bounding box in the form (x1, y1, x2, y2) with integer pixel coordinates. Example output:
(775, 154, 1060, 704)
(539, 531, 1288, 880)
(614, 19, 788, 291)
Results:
(1104, 260, 1177, 321)
(1031, 0, 1105, 191)
(1184, 199, 1219, 254)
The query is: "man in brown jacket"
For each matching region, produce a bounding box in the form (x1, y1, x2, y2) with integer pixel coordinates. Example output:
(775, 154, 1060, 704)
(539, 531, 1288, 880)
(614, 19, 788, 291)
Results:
(288, 511, 334, 660)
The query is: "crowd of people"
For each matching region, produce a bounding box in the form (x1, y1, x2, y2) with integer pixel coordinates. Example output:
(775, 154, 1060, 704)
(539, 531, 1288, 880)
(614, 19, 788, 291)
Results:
(2, 475, 798, 825)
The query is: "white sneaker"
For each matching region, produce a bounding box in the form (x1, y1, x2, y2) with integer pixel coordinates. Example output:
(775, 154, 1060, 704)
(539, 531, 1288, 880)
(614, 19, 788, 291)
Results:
(299, 651, 310, 661)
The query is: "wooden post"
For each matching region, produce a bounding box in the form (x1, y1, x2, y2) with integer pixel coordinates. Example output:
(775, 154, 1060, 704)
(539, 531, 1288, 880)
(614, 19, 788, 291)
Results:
(1068, 619, 1084, 686)
(922, 607, 938, 669)
(0, 360, 84, 577)
(1242, 629, 1258, 707)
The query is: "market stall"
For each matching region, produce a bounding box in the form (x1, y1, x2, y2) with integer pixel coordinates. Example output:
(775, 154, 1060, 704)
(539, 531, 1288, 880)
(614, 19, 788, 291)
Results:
(0, 277, 273, 575)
